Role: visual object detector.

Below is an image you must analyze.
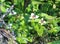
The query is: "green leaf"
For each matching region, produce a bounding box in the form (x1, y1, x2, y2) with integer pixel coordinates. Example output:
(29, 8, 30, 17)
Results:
(16, 37, 28, 43)
(28, 37, 33, 42)
(1, 0, 5, 2)
(14, 0, 18, 5)
(1, 5, 6, 12)
(48, 40, 60, 44)
(34, 24, 45, 36)
(37, 26, 45, 36)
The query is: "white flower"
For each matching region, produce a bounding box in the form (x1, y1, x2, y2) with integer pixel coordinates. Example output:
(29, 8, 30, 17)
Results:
(30, 13, 39, 19)
(39, 18, 46, 25)
(53, 4, 56, 9)
(31, 13, 35, 16)
(35, 15, 39, 19)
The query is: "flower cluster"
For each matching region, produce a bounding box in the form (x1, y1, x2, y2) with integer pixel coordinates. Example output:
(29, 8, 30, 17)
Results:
(29, 13, 47, 25)
(30, 13, 39, 19)
(53, 4, 56, 9)
(39, 18, 46, 25)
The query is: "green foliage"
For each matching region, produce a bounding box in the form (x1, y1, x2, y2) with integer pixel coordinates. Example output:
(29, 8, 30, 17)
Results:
(48, 40, 60, 44)
(1, 0, 60, 44)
